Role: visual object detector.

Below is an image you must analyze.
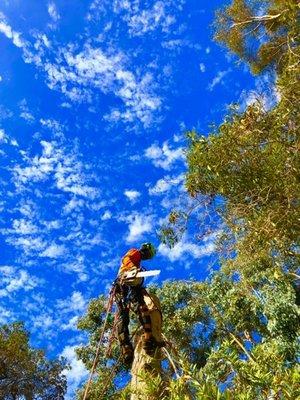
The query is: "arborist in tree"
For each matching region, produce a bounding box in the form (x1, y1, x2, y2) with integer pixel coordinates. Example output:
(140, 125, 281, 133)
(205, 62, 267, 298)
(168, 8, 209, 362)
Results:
(113, 242, 159, 366)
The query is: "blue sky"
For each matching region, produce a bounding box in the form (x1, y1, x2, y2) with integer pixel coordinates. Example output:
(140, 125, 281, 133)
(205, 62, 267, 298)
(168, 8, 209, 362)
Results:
(0, 0, 258, 396)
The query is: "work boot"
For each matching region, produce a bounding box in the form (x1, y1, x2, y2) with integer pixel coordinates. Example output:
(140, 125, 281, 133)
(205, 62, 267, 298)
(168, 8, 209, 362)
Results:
(121, 343, 134, 366)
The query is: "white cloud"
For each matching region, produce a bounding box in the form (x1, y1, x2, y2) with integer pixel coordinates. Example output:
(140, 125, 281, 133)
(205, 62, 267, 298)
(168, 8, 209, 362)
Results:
(32, 45, 162, 128)
(0, 14, 26, 48)
(69, 291, 86, 312)
(57, 291, 86, 315)
(14, 139, 99, 198)
(4, 4, 163, 129)
(0, 128, 6, 142)
(162, 39, 201, 51)
(32, 314, 54, 330)
(124, 189, 141, 202)
(48, 2, 60, 22)
(149, 174, 184, 195)
(207, 69, 230, 91)
(61, 315, 78, 331)
(20, 111, 35, 122)
(145, 141, 184, 170)
(158, 237, 215, 262)
(199, 63, 206, 73)
(40, 118, 62, 133)
(111, 0, 185, 37)
(41, 244, 66, 258)
(0, 75, 2, 82)
(61, 345, 88, 400)
(12, 236, 46, 253)
(101, 210, 112, 220)
(239, 74, 280, 111)
(0, 266, 41, 297)
(12, 218, 38, 234)
(125, 214, 153, 243)
(0, 306, 12, 324)
(63, 198, 84, 214)
(19, 99, 35, 122)
(125, 1, 176, 36)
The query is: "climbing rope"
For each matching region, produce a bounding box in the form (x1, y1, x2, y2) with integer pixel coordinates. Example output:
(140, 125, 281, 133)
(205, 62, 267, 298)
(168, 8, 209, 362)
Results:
(162, 334, 182, 378)
(82, 282, 182, 399)
(97, 324, 141, 400)
(104, 310, 119, 358)
(82, 286, 116, 400)
(82, 284, 141, 400)
(162, 347, 180, 379)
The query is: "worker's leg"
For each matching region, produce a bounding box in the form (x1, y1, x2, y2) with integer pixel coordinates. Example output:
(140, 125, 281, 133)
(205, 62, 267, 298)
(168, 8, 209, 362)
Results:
(130, 287, 157, 355)
(115, 284, 133, 364)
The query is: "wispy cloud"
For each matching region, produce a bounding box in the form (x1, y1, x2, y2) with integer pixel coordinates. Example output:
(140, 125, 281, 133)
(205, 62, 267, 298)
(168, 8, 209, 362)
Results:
(41, 243, 67, 258)
(23, 43, 162, 128)
(61, 345, 88, 400)
(0, 134, 106, 280)
(116, 1, 177, 37)
(125, 213, 153, 243)
(13, 139, 99, 198)
(0, 266, 42, 297)
(145, 140, 185, 170)
(0, 128, 6, 142)
(199, 63, 206, 73)
(0, 13, 27, 48)
(149, 174, 184, 196)
(158, 236, 215, 262)
(239, 73, 280, 111)
(48, 2, 60, 22)
(207, 69, 231, 91)
(124, 189, 141, 203)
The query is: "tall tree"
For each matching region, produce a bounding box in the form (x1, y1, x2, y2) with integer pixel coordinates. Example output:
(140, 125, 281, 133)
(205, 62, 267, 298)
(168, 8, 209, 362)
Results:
(186, 0, 299, 283)
(0, 322, 68, 400)
(160, 0, 300, 398)
(76, 1, 300, 398)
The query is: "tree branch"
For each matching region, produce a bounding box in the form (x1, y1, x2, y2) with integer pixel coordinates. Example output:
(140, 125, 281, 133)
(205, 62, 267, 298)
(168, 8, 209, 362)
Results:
(231, 11, 287, 29)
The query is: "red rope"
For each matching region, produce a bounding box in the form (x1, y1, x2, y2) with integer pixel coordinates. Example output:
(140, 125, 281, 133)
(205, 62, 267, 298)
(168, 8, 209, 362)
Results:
(82, 287, 116, 400)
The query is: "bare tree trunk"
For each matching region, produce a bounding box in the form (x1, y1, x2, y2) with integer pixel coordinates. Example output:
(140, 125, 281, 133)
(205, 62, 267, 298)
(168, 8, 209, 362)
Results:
(130, 292, 165, 400)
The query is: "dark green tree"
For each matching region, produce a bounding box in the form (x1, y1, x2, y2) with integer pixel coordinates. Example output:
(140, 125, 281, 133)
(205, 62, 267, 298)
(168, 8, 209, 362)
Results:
(0, 322, 68, 399)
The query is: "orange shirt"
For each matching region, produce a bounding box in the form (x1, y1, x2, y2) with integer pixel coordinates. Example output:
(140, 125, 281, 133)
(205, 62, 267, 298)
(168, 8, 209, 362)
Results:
(118, 248, 141, 276)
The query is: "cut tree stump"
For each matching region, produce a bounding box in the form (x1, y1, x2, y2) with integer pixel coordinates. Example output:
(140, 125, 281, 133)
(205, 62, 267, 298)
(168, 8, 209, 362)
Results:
(130, 292, 166, 400)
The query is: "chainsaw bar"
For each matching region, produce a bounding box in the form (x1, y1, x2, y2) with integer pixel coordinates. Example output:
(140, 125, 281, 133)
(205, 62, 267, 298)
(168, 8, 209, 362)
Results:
(122, 269, 160, 280)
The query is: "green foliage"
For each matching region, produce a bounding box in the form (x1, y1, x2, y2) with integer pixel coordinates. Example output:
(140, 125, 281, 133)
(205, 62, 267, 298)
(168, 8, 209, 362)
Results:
(160, 210, 188, 248)
(75, 295, 134, 399)
(0, 322, 68, 399)
(214, 0, 300, 74)
(76, 276, 299, 398)
(186, 51, 299, 281)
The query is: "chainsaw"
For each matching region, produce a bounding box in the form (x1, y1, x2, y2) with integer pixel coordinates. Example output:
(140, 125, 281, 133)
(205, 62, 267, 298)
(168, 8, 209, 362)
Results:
(121, 269, 160, 282)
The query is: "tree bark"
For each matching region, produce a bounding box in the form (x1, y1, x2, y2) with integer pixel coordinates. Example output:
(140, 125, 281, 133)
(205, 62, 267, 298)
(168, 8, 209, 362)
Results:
(130, 292, 165, 400)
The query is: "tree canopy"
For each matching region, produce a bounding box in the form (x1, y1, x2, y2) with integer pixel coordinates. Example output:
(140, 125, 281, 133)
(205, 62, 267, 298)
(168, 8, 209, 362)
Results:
(0, 322, 68, 400)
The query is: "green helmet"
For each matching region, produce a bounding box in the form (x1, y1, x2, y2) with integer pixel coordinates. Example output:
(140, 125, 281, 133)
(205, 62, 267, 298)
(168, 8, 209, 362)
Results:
(140, 242, 156, 259)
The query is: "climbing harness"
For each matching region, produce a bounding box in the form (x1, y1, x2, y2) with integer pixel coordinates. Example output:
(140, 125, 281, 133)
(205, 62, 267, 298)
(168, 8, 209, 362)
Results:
(82, 269, 161, 399)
